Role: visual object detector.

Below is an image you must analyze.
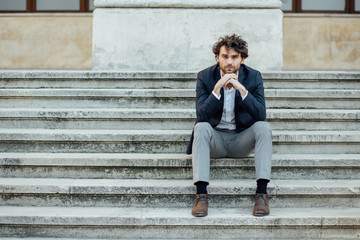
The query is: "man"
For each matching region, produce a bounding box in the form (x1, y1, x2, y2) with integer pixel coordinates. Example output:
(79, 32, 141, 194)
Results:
(186, 34, 272, 217)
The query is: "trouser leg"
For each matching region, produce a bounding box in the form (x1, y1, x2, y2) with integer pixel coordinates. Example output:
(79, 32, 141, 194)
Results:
(227, 121, 272, 180)
(192, 122, 226, 183)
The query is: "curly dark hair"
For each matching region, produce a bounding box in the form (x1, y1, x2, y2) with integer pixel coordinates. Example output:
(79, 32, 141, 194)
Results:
(212, 34, 248, 59)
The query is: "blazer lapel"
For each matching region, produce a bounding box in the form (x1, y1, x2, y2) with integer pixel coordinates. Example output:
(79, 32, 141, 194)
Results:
(238, 64, 246, 85)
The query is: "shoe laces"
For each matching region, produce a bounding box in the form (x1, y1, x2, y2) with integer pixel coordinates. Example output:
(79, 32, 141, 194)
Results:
(195, 194, 208, 205)
(255, 193, 268, 205)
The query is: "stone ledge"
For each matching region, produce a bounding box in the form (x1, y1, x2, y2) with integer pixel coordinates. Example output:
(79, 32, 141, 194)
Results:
(0, 108, 358, 120)
(1, 153, 359, 167)
(1, 178, 359, 196)
(0, 70, 360, 80)
(0, 13, 93, 17)
(94, 0, 282, 9)
(284, 13, 360, 18)
(0, 88, 359, 99)
(1, 207, 359, 239)
(1, 129, 360, 143)
(1, 206, 359, 227)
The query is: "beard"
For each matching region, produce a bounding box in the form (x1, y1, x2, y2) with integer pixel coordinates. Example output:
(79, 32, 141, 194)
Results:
(221, 65, 239, 74)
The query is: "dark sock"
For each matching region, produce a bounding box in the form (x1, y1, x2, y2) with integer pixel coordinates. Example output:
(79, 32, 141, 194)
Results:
(195, 181, 209, 194)
(256, 179, 270, 194)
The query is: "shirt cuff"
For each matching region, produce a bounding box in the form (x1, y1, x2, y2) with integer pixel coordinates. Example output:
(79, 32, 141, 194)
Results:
(212, 91, 221, 100)
(241, 91, 248, 101)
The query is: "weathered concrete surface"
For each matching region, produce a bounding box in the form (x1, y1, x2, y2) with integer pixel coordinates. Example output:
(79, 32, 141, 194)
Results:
(92, 0, 283, 71)
(1, 178, 359, 208)
(1, 128, 360, 144)
(2, 153, 359, 168)
(0, 14, 92, 70)
(0, 88, 359, 109)
(2, 13, 360, 71)
(95, 0, 283, 8)
(0, 108, 358, 130)
(284, 14, 360, 71)
(1, 153, 359, 180)
(0, 71, 360, 239)
(1, 207, 359, 239)
(1, 88, 359, 98)
(0, 129, 360, 154)
(0, 70, 360, 80)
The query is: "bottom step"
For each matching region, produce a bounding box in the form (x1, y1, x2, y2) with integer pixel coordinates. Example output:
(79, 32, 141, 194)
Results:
(1, 206, 359, 239)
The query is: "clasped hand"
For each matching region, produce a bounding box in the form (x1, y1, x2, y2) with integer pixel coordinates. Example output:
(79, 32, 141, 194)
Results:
(213, 73, 247, 97)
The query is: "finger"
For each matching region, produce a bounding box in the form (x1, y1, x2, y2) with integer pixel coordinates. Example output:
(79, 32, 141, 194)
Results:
(225, 81, 233, 89)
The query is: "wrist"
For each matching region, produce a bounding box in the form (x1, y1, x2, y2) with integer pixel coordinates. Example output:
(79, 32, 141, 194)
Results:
(239, 88, 247, 97)
(213, 85, 221, 96)
(212, 91, 221, 100)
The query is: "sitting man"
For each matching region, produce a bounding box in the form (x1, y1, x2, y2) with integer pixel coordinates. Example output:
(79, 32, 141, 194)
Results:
(187, 34, 272, 217)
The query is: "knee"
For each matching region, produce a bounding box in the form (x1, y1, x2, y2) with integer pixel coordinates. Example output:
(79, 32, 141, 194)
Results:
(253, 121, 272, 138)
(194, 122, 213, 139)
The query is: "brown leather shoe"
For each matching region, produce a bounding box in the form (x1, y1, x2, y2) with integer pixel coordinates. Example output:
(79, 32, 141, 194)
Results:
(191, 194, 208, 217)
(253, 193, 270, 217)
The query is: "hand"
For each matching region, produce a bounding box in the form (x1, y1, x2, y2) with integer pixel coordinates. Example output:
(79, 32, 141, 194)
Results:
(226, 78, 245, 91)
(226, 78, 248, 97)
(213, 73, 237, 96)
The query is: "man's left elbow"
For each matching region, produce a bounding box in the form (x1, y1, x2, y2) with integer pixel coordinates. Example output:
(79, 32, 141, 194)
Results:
(259, 110, 266, 121)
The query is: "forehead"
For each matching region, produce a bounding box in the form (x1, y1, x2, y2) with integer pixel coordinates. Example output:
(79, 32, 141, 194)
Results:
(219, 46, 240, 56)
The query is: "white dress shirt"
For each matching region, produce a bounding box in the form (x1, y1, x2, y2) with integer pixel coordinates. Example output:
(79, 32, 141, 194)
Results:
(212, 71, 248, 130)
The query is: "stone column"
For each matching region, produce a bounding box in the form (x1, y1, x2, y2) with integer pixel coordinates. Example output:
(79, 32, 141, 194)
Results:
(92, 0, 283, 71)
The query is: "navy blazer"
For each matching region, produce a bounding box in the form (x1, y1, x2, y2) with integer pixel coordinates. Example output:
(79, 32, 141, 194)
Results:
(186, 63, 266, 154)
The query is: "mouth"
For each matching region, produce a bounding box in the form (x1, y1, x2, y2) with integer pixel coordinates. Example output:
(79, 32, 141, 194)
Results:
(225, 66, 235, 73)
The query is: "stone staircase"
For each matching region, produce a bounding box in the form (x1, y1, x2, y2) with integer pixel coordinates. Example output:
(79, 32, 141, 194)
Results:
(0, 70, 359, 239)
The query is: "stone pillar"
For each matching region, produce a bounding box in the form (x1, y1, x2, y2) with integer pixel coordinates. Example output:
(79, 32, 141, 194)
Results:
(92, 0, 283, 71)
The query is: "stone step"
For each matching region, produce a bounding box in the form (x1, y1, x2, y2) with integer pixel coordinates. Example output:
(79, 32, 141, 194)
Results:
(0, 89, 359, 109)
(1, 178, 359, 208)
(0, 71, 197, 89)
(264, 72, 360, 89)
(0, 129, 359, 154)
(0, 71, 359, 90)
(0, 239, 115, 240)
(1, 206, 359, 239)
(0, 108, 358, 130)
(0, 239, 136, 240)
(1, 153, 359, 180)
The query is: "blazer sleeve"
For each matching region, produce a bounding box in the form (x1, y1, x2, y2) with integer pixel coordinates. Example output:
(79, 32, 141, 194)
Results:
(195, 71, 223, 124)
(237, 71, 266, 122)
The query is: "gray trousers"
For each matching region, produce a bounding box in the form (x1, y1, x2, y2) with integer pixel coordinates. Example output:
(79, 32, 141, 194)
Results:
(192, 121, 272, 183)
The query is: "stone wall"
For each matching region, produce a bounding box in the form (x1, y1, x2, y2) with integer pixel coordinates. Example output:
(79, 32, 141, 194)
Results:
(92, 0, 283, 71)
(0, 14, 92, 70)
(283, 14, 360, 71)
(0, 13, 359, 71)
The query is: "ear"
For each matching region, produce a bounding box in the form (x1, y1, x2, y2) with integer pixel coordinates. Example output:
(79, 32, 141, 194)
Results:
(216, 55, 220, 63)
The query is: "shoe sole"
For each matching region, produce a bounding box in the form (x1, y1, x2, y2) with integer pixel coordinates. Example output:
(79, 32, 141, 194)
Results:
(192, 212, 208, 217)
(253, 212, 269, 217)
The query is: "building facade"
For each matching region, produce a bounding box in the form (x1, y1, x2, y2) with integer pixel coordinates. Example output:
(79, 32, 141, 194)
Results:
(0, 0, 359, 70)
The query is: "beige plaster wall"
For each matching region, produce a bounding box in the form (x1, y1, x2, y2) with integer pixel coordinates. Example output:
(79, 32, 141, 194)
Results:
(0, 14, 92, 70)
(0, 13, 359, 70)
(283, 14, 360, 71)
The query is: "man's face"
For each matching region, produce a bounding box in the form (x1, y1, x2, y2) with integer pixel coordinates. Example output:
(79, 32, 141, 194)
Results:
(216, 46, 244, 75)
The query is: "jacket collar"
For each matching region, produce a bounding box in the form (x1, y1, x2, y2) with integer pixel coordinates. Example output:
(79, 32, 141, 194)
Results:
(238, 64, 247, 85)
